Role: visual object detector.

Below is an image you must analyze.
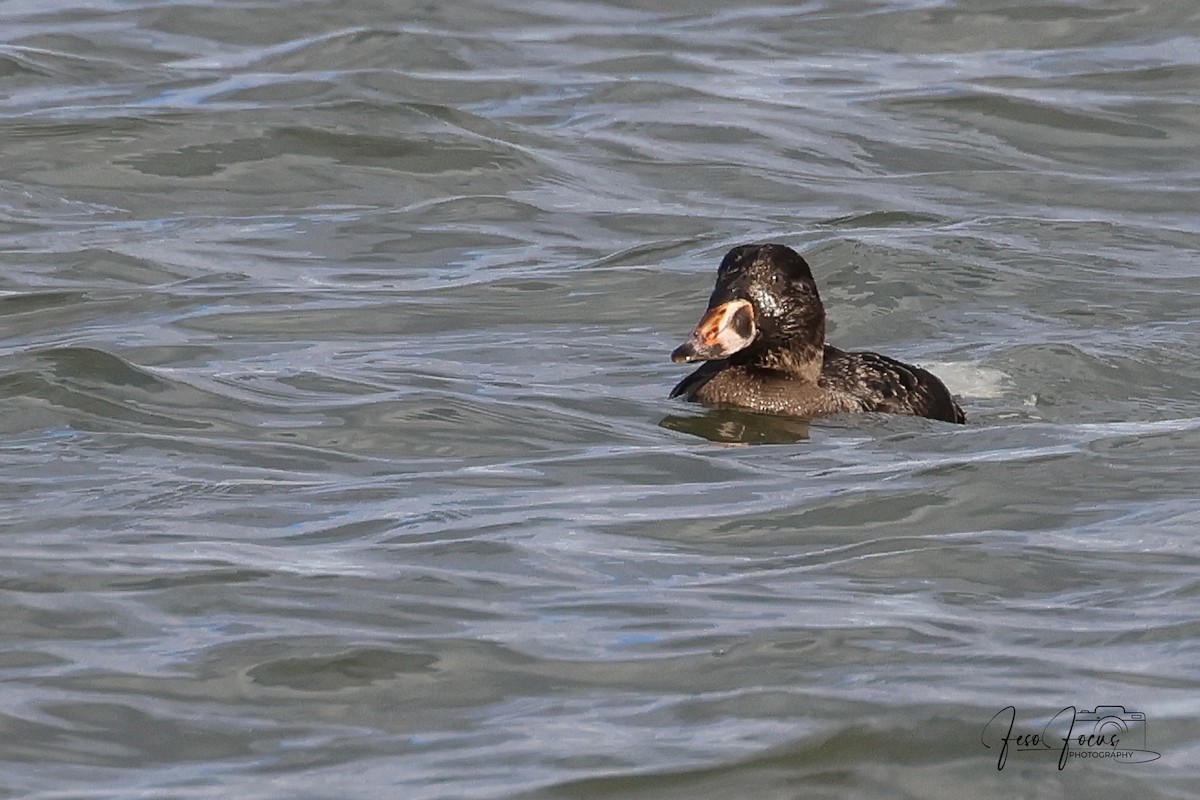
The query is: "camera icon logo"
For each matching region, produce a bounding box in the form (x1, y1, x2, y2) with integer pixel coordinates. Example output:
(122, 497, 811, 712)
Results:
(1074, 706, 1146, 750)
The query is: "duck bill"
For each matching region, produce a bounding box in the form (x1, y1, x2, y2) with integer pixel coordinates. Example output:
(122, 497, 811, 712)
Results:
(671, 299, 757, 363)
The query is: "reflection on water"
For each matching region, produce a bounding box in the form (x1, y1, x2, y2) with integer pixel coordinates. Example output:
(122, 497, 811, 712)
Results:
(659, 409, 811, 444)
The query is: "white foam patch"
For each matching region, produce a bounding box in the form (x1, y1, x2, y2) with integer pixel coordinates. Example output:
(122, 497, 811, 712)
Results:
(918, 361, 1010, 399)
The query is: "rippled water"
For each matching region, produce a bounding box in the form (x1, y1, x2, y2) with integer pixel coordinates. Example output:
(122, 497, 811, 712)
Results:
(3, 0, 1200, 797)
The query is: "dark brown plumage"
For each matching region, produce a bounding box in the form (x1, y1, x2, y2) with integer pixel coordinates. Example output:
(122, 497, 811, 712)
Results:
(670, 243, 965, 424)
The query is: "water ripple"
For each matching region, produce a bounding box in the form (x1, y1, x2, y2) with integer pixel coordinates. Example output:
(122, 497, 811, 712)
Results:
(2, 0, 1200, 797)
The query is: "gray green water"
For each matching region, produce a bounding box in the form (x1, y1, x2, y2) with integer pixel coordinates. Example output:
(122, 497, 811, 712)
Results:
(2, 1, 1200, 797)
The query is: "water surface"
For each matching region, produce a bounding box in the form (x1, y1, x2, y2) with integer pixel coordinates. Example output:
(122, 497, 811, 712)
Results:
(2, 1, 1199, 797)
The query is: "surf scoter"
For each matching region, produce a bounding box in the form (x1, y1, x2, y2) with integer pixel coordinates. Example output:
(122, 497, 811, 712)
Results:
(670, 243, 965, 424)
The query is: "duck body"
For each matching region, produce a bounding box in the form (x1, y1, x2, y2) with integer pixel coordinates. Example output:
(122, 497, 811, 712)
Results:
(670, 244, 965, 424)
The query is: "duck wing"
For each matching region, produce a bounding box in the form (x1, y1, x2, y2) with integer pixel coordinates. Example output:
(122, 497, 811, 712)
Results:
(669, 359, 729, 400)
(821, 346, 965, 424)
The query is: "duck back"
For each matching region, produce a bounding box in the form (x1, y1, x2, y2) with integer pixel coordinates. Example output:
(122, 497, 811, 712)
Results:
(820, 346, 965, 424)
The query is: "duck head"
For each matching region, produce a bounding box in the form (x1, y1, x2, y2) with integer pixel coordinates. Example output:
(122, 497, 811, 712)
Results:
(671, 243, 826, 377)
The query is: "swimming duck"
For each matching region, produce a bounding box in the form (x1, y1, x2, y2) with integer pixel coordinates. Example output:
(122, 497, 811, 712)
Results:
(670, 243, 965, 424)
